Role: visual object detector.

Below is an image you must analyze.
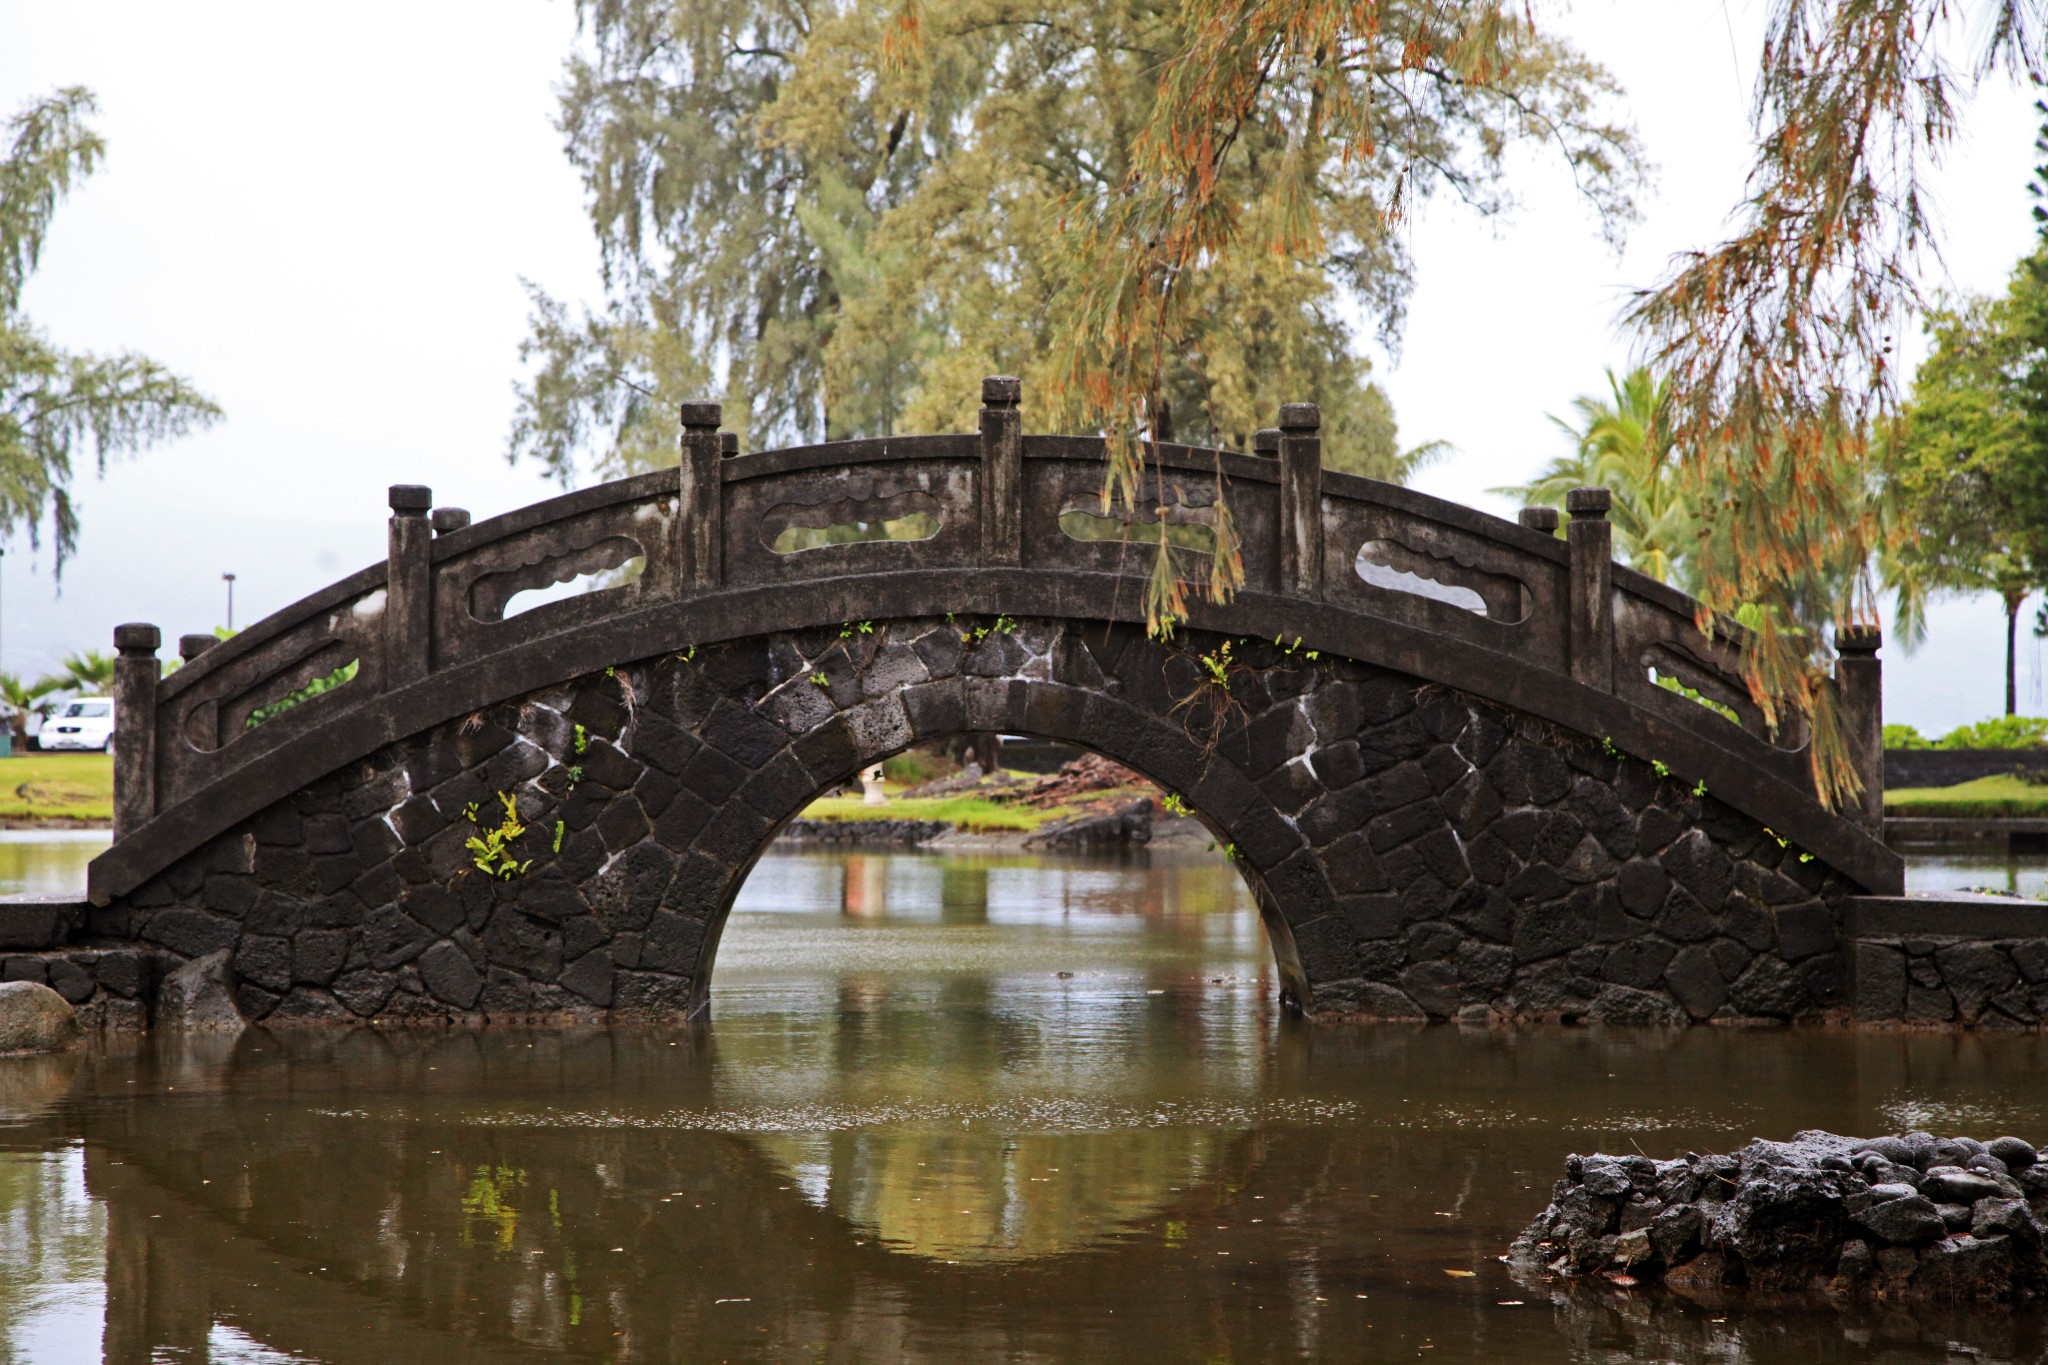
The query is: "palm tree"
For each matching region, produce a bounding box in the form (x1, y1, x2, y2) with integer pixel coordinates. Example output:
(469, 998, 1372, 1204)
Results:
(1493, 368, 1695, 586)
(0, 672, 59, 745)
(1500, 365, 1934, 651)
(54, 650, 114, 695)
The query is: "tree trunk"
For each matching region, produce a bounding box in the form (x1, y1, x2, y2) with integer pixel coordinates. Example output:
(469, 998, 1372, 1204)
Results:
(2008, 591, 2025, 717)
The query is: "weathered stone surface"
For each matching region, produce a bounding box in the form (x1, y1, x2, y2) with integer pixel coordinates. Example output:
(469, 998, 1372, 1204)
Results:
(74, 593, 1913, 1028)
(1514, 1128, 2048, 1306)
(1851, 1192, 1946, 1246)
(154, 950, 244, 1031)
(0, 980, 80, 1053)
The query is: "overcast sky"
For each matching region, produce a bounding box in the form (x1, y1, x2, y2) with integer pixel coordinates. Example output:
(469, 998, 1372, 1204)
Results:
(0, 1, 2039, 732)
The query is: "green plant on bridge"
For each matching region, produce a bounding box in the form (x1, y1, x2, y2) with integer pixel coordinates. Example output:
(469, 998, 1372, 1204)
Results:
(958, 615, 1018, 649)
(462, 792, 533, 881)
(245, 659, 359, 730)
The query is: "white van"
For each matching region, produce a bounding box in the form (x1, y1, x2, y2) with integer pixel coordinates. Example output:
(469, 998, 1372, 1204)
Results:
(42, 697, 114, 752)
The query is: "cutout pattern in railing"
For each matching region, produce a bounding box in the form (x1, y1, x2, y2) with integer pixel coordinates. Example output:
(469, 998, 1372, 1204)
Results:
(1057, 484, 1222, 558)
(1612, 589, 1808, 756)
(1351, 537, 1528, 621)
(430, 495, 675, 671)
(763, 489, 941, 554)
(469, 535, 647, 622)
(160, 586, 387, 784)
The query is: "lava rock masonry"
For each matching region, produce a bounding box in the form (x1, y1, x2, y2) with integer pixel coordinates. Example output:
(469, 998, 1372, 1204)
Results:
(1513, 1130, 2048, 1303)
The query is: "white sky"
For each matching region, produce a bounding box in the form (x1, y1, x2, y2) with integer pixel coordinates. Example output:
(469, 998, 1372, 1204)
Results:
(0, 1, 2039, 732)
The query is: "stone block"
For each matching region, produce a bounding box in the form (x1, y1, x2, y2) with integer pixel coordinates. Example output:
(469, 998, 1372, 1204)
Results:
(1661, 831, 1733, 910)
(417, 940, 482, 1008)
(1664, 945, 1727, 1020)
(142, 908, 239, 958)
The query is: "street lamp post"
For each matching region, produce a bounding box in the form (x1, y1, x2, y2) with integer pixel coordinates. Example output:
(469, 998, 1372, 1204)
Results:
(222, 572, 237, 633)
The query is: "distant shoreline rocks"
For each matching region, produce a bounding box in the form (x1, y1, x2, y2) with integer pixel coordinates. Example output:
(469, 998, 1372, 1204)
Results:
(1512, 1130, 2048, 1304)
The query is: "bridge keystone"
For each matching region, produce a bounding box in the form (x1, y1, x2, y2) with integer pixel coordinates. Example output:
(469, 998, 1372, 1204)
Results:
(112, 624, 161, 841)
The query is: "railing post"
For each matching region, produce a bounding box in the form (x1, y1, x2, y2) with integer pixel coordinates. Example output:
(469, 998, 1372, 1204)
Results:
(386, 485, 433, 687)
(1518, 507, 1560, 534)
(1566, 486, 1614, 692)
(1836, 626, 1884, 830)
(1277, 403, 1323, 598)
(979, 376, 1022, 566)
(112, 623, 159, 841)
(677, 401, 723, 590)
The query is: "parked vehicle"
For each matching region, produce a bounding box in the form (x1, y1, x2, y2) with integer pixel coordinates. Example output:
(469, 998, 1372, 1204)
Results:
(41, 697, 114, 752)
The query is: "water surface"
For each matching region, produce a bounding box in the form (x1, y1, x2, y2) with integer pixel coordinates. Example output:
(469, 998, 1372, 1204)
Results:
(2, 846, 2047, 1362)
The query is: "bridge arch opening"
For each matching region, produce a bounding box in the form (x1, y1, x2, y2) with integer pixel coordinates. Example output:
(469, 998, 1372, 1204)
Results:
(695, 724, 1307, 1019)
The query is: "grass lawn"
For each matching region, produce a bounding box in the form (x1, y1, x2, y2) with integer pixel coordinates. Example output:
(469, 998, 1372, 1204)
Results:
(1885, 773, 2048, 819)
(0, 751, 113, 820)
(797, 791, 1081, 831)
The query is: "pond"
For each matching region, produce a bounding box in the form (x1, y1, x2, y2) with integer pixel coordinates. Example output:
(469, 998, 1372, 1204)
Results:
(3, 843, 2048, 1361)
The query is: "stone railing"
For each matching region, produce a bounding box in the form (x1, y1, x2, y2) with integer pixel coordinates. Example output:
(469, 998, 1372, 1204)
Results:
(102, 378, 1892, 897)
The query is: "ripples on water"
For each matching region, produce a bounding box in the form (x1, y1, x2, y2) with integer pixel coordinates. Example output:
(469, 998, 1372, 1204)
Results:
(3, 846, 2048, 1361)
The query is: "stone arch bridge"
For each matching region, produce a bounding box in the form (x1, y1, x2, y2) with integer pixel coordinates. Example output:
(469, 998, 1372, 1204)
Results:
(34, 379, 1907, 1026)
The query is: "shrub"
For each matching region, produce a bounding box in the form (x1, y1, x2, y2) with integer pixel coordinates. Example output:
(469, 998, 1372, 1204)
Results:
(1937, 715, 2048, 750)
(1882, 723, 1931, 749)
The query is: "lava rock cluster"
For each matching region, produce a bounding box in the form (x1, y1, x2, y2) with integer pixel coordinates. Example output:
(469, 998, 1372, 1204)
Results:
(1512, 1129, 2048, 1302)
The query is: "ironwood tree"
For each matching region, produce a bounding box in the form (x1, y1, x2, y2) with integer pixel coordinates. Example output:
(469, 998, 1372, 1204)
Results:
(510, 0, 1638, 482)
(0, 87, 219, 569)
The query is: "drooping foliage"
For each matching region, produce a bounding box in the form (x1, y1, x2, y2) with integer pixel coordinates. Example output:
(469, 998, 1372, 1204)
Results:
(1500, 367, 1927, 677)
(0, 88, 220, 568)
(512, 0, 1631, 484)
(1039, 0, 2043, 804)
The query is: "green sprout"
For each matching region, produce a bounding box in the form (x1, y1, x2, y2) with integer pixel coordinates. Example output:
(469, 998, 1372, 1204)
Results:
(809, 671, 831, 689)
(464, 792, 532, 880)
(1161, 793, 1190, 816)
(572, 724, 589, 755)
(552, 820, 566, 854)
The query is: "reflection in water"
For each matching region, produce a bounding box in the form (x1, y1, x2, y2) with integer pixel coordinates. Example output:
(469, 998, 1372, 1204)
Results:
(1904, 843, 2048, 899)
(2, 847, 2048, 1361)
(720, 850, 1273, 1263)
(0, 828, 107, 896)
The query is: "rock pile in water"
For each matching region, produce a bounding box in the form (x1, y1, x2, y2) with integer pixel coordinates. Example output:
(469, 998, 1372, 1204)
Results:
(1512, 1130, 2048, 1303)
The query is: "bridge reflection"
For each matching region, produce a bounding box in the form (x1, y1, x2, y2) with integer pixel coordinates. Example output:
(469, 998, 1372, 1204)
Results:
(9, 1023, 2048, 1361)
